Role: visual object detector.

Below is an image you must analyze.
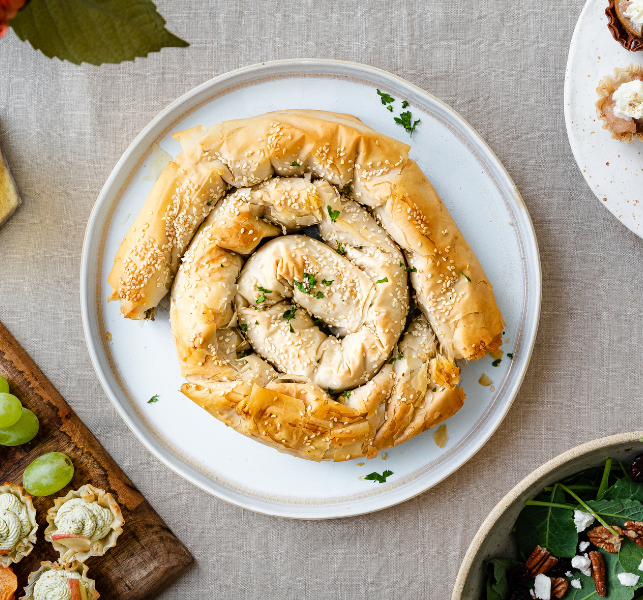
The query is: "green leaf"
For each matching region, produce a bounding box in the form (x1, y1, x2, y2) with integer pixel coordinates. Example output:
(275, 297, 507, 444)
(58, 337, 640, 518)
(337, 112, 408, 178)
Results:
(515, 485, 578, 558)
(10, 0, 188, 66)
(393, 111, 421, 136)
(620, 539, 643, 575)
(147, 394, 158, 403)
(327, 205, 340, 223)
(482, 559, 522, 600)
(585, 499, 643, 526)
(566, 547, 643, 600)
(376, 277, 389, 284)
(364, 470, 393, 483)
(376, 89, 395, 105)
(605, 478, 643, 504)
(283, 307, 297, 322)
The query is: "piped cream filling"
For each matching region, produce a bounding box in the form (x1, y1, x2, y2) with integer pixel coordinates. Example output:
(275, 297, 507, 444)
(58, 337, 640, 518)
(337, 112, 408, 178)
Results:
(613, 80, 643, 120)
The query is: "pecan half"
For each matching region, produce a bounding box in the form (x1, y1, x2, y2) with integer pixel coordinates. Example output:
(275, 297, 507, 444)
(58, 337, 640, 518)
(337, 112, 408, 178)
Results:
(624, 521, 643, 547)
(587, 524, 624, 553)
(524, 545, 558, 578)
(590, 551, 607, 597)
(551, 577, 569, 599)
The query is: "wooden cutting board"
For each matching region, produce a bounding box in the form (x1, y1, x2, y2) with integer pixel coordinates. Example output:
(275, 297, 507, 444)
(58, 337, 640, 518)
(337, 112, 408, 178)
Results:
(0, 321, 194, 599)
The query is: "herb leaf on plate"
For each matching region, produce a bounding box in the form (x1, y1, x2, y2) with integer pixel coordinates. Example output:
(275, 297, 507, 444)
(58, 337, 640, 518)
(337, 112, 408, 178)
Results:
(482, 558, 522, 600)
(515, 484, 578, 558)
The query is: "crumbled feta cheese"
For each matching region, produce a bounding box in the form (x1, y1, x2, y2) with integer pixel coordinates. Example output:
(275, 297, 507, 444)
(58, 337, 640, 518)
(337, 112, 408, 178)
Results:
(534, 574, 551, 600)
(579, 541, 590, 552)
(572, 555, 592, 577)
(639, 558, 643, 572)
(571, 579, 582, 590)
(574, 510, 595, 532)
(618, 572, 640, 587)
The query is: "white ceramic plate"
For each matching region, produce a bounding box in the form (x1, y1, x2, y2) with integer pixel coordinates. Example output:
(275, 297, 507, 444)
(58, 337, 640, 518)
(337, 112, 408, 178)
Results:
(81, 60, 540, 519)
(565, 0, 643, 238)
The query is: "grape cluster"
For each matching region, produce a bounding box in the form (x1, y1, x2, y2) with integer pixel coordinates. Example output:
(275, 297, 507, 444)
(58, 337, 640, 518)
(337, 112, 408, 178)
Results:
(0, 375, 39, 446)
(0, 376, 75, 496)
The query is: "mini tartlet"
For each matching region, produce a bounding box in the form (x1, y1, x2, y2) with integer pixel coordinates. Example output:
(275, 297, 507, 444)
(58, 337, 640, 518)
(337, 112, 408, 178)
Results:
(20, 561, 98, 600)
(607, 0, 643, 51)
(596, 64, 643, 142)
(44, 484, 123, 563)
(0, 482, 38, 567)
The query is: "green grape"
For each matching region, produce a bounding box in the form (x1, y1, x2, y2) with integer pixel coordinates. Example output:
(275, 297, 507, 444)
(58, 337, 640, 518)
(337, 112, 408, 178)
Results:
(23, 452, 74, 497)
(0, 375, 8, 394)
(0, 408, 39, 446)
(0, 393, 22, 428)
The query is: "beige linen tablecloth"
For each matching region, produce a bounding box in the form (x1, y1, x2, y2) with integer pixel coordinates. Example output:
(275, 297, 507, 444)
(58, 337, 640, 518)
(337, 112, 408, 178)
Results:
(1, 0, 642, 597)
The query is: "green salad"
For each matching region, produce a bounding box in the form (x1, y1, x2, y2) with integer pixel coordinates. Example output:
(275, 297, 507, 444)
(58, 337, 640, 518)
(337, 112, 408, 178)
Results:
(483, 454, 643, 600)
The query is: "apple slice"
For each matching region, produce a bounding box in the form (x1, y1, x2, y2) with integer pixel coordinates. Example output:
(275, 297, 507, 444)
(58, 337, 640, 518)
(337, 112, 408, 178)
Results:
(51, 533, 91, 552)
(68, 578, 82, 600)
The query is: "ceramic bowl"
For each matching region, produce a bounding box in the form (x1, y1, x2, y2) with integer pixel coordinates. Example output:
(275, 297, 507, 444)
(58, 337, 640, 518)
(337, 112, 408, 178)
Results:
(452, 431, 643, 599)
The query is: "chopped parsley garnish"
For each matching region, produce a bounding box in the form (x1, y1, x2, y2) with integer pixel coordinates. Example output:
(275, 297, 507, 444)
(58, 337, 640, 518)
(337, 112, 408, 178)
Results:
(220, 264, 224, 268)
(206, 199, 213, 206)
(405, 266, 417, 273)
(327, 205, 340, 223)
(386, 105, 393, 112)
(394, 111, 421, 137)
(148, 394, 159, 403)
(492, 358, 502, 367)
(336, 241, 346, 255)
(341, 184, 352, 197)
(294, 272, 317, 294)
(290, 324, 295, 333)
(290, 160, 301, 167)
(507, 353, 514, 359)
(432, 387, 437, 392)
(399, 261, 403, 267)
(364, 470, 393, 484)
(255, 284, 272, 304)
(328, 388, 334, 395)
(377, 89, 395, 105)
(283, 306, 297, 321)
(402, 100, 409, 108)
(341, 390, 351, 399)
(315, 291, 324, 299)
(322, 279, 333, 286)
(388, 353, 403, 364)
(461, 271, 471, 282)
(376, 277, 389, 284)
(240, 324, 248, 332)
(238, 349, 251, 358)
(313, 317, 323, 326)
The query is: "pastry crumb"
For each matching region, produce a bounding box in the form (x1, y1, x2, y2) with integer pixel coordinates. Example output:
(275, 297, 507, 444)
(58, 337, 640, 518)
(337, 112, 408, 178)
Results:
(382, 452, 388, 461)
(357, 462, 365, 466)
(433, 424, 447, 448)
(105, 332, 112, 341)
(478, 373, 492, 386)
(490, 385, 495, 391)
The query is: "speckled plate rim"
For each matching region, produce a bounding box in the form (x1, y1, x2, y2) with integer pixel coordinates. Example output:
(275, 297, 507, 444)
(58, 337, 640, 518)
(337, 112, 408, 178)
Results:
(80, 59, 541, 519)
(451, 431, 643, 599)
(564, 0, 643, 239)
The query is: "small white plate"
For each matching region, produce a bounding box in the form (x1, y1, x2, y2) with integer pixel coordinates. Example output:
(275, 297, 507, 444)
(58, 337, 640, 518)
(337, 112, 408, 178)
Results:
(565, 0, 643, 238)
(81, 60, 540, 519)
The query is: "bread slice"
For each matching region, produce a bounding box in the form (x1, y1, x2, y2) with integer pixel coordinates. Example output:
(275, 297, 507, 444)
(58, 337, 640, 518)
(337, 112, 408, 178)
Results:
(0, 145, 21, 229)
